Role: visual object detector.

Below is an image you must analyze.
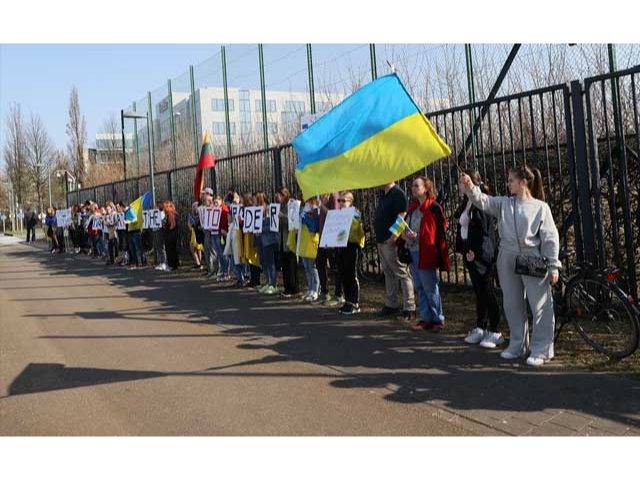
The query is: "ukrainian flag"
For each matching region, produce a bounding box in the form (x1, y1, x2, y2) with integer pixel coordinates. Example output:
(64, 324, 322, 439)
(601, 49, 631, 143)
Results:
(293, 73, 451, 200)
(127, 190, 153, 231)
(389, 215, 409, 237)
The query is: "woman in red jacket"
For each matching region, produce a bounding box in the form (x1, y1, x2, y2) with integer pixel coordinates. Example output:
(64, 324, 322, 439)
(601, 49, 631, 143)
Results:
(400, 175, 450, 332)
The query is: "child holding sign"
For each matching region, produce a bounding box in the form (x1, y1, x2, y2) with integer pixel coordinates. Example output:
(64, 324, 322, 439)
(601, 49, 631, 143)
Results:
(275, 188, 299, 298)
(299, 197, 321, 302)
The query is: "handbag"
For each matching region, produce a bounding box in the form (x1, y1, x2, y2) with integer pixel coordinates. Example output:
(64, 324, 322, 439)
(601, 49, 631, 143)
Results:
(511, 198, 548, 278)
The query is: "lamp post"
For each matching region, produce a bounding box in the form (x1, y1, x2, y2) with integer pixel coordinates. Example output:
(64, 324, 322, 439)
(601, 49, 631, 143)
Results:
(56, 170, 77, 208)
(122, 110, 155, 205)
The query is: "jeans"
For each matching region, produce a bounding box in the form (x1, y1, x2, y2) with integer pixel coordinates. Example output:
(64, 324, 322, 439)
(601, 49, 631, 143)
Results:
(261, 243, 278, 287)
(409, 250, 444, 323)
(128, 230, 146, 266)
(302, 257, 319, 294)
(152, 229, 166, 265)
(212, 234, 228, 274)
(203, 231, 217, 273)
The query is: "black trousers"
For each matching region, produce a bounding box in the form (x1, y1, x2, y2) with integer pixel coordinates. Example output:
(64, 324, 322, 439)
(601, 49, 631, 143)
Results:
(316, 247, 343, 297)
(336, 243, 360, 304)
(467, 261, 501, 332)
(280, 250, 299, 295)
(249, 265, 262, 286)
(26, 225, 36, 242)
(108, 237, 118, 263)
(164, 230, 180, 270)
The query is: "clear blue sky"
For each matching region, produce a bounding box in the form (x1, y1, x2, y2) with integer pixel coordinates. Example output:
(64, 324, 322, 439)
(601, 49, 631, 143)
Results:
(0, 44, 229, 154)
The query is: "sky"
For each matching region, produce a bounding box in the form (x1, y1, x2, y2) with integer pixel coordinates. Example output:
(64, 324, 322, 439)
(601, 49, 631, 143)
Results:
(0, 1, 633, 169)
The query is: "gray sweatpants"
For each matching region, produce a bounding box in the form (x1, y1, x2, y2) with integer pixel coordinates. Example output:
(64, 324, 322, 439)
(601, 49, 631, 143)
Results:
(203, 231, 218, 274)
(497, 249, 555, 360)
(152, 229, 166, 265)
(378, 242, 416, 312)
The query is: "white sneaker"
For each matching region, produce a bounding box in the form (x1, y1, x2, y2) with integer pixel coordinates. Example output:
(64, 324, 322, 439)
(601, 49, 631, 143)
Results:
(526, 356, 547, 367)
(479, 331, 505, 349)
(305, 292, 319, 302)
(500, 350, 521, 360)
(464, 327, 485, 344)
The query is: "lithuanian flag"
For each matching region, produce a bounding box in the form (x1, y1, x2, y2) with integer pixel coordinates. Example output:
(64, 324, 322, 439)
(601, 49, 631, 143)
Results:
(194, 132, 216, 201)
(292, 73, 451, 200)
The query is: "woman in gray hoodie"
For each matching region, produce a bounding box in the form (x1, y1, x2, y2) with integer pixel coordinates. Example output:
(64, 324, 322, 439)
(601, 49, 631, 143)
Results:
(459, 165, 560, 367)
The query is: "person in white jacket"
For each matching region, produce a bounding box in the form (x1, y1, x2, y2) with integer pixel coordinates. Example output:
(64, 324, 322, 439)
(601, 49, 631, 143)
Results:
(459, 165, 560, 367)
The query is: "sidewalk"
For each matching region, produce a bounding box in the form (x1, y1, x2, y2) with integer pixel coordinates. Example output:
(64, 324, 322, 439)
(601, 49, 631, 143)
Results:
(4, 242, 640, 436)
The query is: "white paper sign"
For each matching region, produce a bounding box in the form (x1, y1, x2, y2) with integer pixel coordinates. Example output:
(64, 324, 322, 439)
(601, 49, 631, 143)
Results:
(242, 206, 263, 234)
(117, 213, 126, 230)
(92, 216, 104, 232)
(143, 209, 162, 230)
(319, 208, 355, 248)
(198, 206, 222, 231)
(287, 200, 301, 230)
(55, 208, 72, 228)
(268, 203, 280, 233)
(231, 205, 241, 228)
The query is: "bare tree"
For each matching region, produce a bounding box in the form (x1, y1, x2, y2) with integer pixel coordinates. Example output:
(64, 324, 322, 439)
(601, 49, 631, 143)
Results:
(25, 113, 54, 212)
(3, 103, 29, 206)
(66, 86, 87, 186)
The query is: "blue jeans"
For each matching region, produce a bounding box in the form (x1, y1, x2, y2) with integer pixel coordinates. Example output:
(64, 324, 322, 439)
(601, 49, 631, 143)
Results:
(302, 257, 319, 294)
(128, 230, 147, 266)
(212, 234, 228, 274)
(409, 250, 444, 323)
(261, 243, 278, 287)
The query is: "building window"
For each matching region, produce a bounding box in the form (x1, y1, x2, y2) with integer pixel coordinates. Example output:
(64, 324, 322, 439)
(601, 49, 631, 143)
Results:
(257, 122, 278, 135)
(284, 100, 305, 112)
(213, 122, 236, 135)
(212, 98, 235, 112)
(255, 99, 277, 112)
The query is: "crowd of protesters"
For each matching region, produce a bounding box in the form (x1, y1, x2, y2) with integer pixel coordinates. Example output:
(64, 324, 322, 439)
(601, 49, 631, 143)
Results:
(30, 164, 560, 367)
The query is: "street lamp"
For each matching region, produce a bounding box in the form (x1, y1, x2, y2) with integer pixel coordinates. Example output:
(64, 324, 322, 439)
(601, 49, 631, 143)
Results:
(122, 110, 155, 206)
(55, 170, 78, 207)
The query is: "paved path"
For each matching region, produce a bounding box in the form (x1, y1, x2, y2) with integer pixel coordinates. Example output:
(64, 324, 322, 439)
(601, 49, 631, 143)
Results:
(1, 242, 639, 436)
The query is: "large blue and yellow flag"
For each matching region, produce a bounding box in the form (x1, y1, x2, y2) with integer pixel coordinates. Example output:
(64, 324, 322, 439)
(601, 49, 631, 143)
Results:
(292, 73, 451, 200)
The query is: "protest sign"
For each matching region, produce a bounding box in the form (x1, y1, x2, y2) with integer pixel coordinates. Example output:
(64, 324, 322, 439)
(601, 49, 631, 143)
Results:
(268, 203, 280, 233)
(287, 200, 301, 230)
(198, 206, 222, 231)
(55, 208, 72, 228)
(117, 213, 126, 230)
(143, 209, 162, 230)
(92, 216, 104, 232)
(242, 206, 263, 233)
(319, 208, 355, 248)
(230, 205, 241, 228)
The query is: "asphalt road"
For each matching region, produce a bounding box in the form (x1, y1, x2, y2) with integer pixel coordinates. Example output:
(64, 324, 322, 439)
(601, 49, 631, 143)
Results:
(0, 242, 475, 435)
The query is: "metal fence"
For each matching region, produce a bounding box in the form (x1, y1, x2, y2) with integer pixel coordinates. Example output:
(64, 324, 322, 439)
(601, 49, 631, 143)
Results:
(70, 66, 640, 299)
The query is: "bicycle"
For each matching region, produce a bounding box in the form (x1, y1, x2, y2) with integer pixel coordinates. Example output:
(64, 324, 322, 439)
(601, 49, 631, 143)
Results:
(554, 249, 640, 359)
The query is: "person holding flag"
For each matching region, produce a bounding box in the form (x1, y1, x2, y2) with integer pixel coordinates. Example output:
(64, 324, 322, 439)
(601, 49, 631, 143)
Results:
(400, 176, 450, 332)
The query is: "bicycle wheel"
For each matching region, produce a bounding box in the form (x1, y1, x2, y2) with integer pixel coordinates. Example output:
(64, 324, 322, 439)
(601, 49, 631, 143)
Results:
(357, 243, 384, 282)
(565, 276, 640, 359)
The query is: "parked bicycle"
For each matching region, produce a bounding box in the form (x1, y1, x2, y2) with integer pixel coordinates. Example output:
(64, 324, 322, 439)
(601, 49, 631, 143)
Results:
(554, 249, 640, 359)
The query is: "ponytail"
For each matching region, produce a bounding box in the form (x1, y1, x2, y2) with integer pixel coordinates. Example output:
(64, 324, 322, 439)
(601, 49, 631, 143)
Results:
(530, 168, 545, 202)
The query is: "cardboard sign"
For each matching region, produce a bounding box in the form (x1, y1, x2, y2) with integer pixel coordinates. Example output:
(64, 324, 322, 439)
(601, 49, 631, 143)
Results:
(268, 203, 280, 233)
(242, 206, 263, 234)
(287, 200, 301, 230)
(55, 208, 72, 228)
(116, 213, 126, 230)
(143, 209, 162, 230)
(319, 208, 355, 248)
(230, 205, 241, 228)
(198, 206, 222, 231)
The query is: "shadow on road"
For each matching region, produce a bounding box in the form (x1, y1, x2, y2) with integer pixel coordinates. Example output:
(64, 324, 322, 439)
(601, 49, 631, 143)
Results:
(3, 245, 640, 429)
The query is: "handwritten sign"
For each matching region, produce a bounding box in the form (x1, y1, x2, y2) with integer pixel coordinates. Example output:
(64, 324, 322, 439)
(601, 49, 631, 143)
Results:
(242, 206, 263, 234)
(287, 200, 301, 230)
(55, 208, 72, 228)
(268, 203, 280, 233)
(116, 212, 126, 230)
(230, 205, 241, 228)
(319, 208, 355, 248)
(143, 209, 162, 230)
